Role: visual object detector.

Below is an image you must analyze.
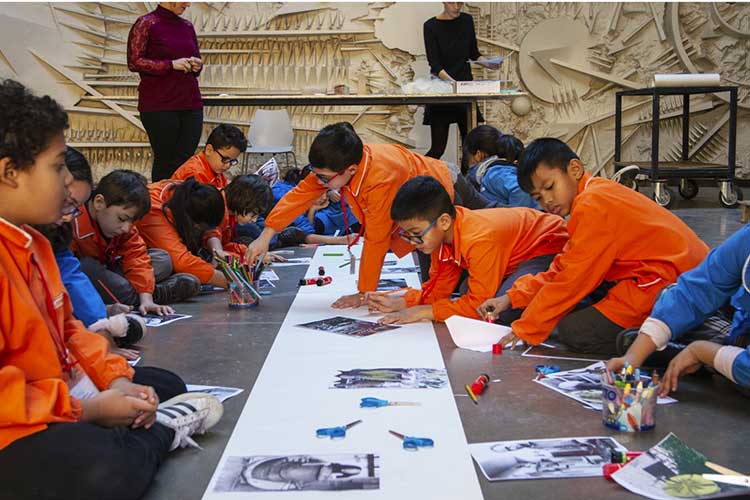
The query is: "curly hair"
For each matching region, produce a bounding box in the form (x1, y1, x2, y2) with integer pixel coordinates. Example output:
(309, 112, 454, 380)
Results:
(0, 79, 69, 170)
(224, 174, 273, 217)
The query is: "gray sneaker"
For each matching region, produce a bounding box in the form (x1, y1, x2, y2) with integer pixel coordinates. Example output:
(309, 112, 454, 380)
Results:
(156, 393, 223, 450)
(153, 273, 201, 304)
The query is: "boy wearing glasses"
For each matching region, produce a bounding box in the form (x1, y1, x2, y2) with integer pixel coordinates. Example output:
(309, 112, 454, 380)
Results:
(368, 176, 568, 325)
(172, 124, 247, 188)
(245, 122, 458, 308)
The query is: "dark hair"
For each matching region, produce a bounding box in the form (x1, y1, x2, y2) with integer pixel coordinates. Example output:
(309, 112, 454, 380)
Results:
(225, 174, 273, 216)
(33, 222, 73, 253)
(308, 122, 363, 173)
(163, 178, 225, 254)
(0, 79, 68, 170)
(390, 176, 455, 222)
(517, 138, 579, 193)
(461, 125, 525, 173)
(64, 148, 94, 187)
(283, 164, 312, 185)
(93, 169, 151, 220)
(206, 123, 248, 152)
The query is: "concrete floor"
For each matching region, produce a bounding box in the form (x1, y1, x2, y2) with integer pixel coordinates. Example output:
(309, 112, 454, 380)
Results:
(143, 186, 747, 500)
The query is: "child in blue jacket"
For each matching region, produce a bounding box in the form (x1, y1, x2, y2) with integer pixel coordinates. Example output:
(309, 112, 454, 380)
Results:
(608, 225, 750, 395)
(463, 125, 537, 209)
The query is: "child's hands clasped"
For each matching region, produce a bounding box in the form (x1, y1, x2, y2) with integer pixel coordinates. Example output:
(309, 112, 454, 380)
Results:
(81, 380, 159, 429)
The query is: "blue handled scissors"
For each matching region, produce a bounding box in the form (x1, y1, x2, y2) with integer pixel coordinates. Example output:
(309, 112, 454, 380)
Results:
(389, 430, 434, 450)
(535, 364, 560, 379)
(316, 419, 362, 439)
(360, 397, 420, 408)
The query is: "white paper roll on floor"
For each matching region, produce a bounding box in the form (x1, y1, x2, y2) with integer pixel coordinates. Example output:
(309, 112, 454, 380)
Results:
(652, 73, 721, 87)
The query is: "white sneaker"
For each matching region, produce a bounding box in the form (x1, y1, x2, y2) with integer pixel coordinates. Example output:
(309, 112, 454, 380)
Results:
(156, 393, 224, 451)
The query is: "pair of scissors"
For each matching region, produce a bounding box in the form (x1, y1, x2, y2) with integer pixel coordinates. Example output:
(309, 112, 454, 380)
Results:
(535, 364, 561, 379)
(389, 430, 434, 450)
(360, 397, 420, 408)
(703, 474, 750, 487)
(315, 419, 362, 439)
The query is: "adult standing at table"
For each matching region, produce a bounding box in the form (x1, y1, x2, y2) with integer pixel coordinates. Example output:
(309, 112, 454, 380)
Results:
(423, 2, 497, 160)
(128, 2, 204, 181)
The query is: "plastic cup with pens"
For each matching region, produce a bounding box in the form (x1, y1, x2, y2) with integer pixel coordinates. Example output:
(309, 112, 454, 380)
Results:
(228, 279, 260, 309)
(601, 367, 658, 432)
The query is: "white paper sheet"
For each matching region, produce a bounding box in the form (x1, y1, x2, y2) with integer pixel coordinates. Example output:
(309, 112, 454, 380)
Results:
(445, 315, 511, 352)
(202, 245, 482, 499)
(269, 257, 312, 267)
(259, 269, 280, 281)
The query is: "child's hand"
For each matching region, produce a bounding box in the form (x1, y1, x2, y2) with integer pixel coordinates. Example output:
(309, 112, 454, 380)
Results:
(266, 252, 287, 263)
(139, 299, 174, 316)
(365, 293, 406, 313)
(327, 190, 341, 203)
(378, 305, 431, 325)
(477, 295, 511, 320)
(606, 356, 629, 374)
(659, 344, 704, 397)
(499, 330, 524, 350)
(332, 293, 365, 309)
(82, 389, 158, 428)
(112, 347, 140, 361)
(213, 248, 230, 261)
(106, 303, 132, 316)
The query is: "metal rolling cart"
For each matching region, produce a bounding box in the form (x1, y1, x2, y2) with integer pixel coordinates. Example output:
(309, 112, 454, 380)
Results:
(613, 85, 740, 209)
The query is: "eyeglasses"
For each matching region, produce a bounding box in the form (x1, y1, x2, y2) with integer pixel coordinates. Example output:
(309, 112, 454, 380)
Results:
(397, 219, 437, 245)
(314, 169, 346, 186)
(215, 149, 239, 167)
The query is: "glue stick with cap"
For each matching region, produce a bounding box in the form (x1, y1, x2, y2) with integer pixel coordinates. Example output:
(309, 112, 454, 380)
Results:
(470, 374, 490, 395)
(298, 276, 332, 286)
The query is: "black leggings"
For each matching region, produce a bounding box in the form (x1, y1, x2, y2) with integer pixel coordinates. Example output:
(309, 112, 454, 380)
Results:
(0, 366, 184, 500)
(141, 109, 204, 181)
(426, 116, 469, 160)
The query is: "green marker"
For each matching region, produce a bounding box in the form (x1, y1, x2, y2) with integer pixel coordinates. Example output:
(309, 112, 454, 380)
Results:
(324, 253, 344, 256)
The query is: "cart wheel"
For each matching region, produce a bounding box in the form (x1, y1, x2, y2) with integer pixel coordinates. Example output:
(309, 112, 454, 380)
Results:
(719, 187, 743, 208)
(653, 186, 675, 209)
(678, 179, 699, 200)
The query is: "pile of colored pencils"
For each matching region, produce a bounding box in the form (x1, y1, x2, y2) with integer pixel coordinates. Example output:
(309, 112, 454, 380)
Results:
(215, 254, 262, 306)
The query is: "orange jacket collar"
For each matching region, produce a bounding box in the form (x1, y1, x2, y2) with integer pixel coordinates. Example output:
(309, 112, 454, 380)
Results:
(577, 171, 594, 195)
(345, 145, 371, 197)
(73, 203, 100, 242)
(436, 207, 464, 266)
(0, 216, 32, 249)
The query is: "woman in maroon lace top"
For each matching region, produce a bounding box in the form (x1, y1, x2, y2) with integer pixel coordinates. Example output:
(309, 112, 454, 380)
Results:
(127, 2, 204, 181)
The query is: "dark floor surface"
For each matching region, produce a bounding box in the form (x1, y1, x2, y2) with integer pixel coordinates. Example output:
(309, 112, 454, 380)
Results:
(144, 186, 747, 500)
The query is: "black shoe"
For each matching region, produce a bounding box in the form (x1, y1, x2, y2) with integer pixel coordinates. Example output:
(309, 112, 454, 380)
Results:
(615, 328, 639, 356)
(115, 314, 145, 347)
(273, 227, 305, 249)
(153, 273, 201, 304)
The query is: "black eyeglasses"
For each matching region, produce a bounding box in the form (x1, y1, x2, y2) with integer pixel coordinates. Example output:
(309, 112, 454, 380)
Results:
(216, 149, 239, 167)
(397, 219, 437, 245)
(314, 169, 347, 186)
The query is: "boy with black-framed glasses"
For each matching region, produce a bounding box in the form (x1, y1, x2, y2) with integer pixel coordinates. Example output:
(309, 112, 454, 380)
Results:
(367, 176, 569, 326)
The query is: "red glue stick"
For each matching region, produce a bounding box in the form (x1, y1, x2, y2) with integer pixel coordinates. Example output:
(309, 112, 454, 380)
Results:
(469, 374, 490, 395)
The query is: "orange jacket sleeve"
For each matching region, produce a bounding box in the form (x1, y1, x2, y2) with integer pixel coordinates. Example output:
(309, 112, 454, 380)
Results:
(136, 210, 217, 283)
(430, 240, 509, 322)
(118, 228, 156, 294)
(265, 174, 327, 232)
(506, 251, 565, 308)
(63, 294, 133, 390)
(509, 199, 618, 344)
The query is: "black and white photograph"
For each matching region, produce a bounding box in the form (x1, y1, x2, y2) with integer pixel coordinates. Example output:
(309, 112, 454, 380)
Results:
(138, 312, 192, 328)
(185, 385, 244, 403)
(470, 437, 627, 481)
(358, 278, 408, 291)
(213, 454, 380, 492)
(296, 316, 400, 337)
(331, 367, 449, 389)
(380, 266, 420, 275)
(534, 362, 677, 410)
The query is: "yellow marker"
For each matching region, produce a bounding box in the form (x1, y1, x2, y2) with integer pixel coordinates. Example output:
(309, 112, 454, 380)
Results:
(624, 383, 631, 396)
(465, 384, 478, 405)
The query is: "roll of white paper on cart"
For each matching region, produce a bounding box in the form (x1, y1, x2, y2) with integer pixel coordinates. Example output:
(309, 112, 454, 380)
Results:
(651, 73, 720, 87)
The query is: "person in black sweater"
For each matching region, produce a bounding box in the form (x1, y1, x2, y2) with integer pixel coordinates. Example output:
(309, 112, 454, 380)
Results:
(423, 3, 496, 159)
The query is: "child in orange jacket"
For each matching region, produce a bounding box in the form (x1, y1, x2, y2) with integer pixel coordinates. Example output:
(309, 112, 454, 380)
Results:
(479, 138, 709, 354)
(136, 178, 229, 288)
(0, 79, 221, 499)
(72, 169, 200, 310)
(245, 121, 458, 309)
(368, 176, 568, 325)
(171, 123, 247, 189)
